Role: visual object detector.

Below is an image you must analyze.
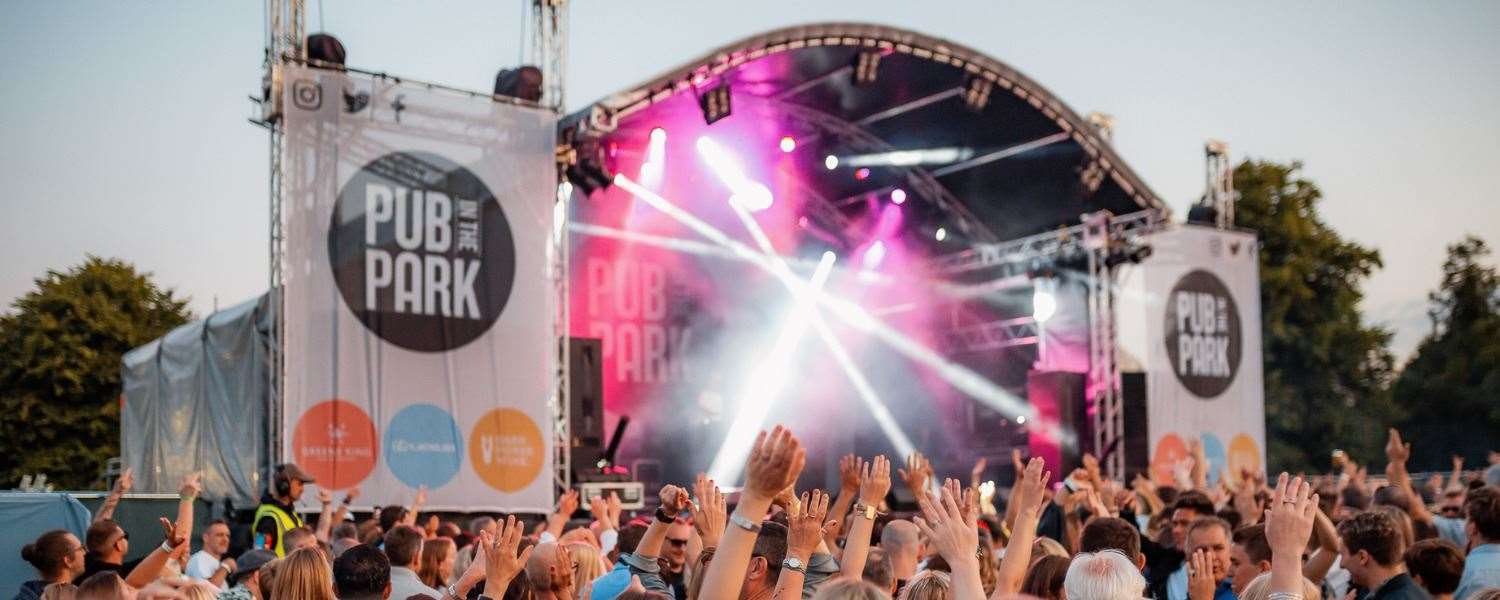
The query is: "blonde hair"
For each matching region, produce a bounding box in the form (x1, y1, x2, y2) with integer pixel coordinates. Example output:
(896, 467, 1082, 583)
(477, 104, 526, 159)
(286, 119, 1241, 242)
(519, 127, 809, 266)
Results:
(567, 542, 607, 598)
(810, 578, 890, 600)
(900, 570, 952, 600)
(180, 581, 219, 600)
(271, 547, 336, 600)
(1032, 536, 1070, 561)
(1238, 572, 1322, 600)
(39, 583, 76, 600)
(419, 537, 457, 588)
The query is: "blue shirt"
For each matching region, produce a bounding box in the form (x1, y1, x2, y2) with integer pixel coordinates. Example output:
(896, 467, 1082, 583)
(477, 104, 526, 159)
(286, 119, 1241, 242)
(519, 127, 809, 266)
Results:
(589, 552, 672, 600)
(1166, 566, 1236, 600)
(1456, 544, 1500, 600)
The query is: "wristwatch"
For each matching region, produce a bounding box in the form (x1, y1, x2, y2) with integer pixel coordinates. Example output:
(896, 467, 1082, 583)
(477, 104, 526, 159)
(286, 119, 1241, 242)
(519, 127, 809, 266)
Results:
(782, 557, 807, 574)
(729, 512, 762, 533)
(852, 503, 880, 520)
(655, 507, 678, 523)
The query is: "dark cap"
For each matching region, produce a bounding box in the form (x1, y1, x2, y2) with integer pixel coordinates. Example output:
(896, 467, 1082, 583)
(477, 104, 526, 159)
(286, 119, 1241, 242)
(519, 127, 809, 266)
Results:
(230, 549, 277, 584)
(279, 463, 316, 483)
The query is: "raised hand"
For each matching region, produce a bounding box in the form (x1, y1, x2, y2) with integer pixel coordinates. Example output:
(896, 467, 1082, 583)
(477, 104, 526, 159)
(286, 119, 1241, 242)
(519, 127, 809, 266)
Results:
(787, 490, 837, 560)
(913, 485, 979, 568)
(159, 516, 186, 548)
(860, 455, 892, 504)
(344, 486, 361, 503)
(318, 489, 333, 505)
(839, 454, 862, 493)
(772, 484, 797, 511)
(413, 484, 428, 508)
(178, 472, 202, 499)
(557, 488, 580, 517)
(607, 491, 622, 526)
(1011, 448, 1025, 476)
(659, 484, 690, 517)
(1082, 453, 1102, 485)
(1385, 428, 1411, 465)
(1187, 549, 1217, 600)
(743, 425, 806, 500)
(691, 474, 726, 548)
(1264, 473, 1319, 595)
(589, 494, 614, 530)
(113, 468, 134, 495)
(970, 457, 988, 487)
(483, 515, 535, 595)
(898, 452, 933, 498)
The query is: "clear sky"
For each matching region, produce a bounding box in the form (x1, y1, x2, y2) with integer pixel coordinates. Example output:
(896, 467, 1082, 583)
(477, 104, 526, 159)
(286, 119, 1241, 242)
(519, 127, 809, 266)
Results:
(2, 1, 1497, 361)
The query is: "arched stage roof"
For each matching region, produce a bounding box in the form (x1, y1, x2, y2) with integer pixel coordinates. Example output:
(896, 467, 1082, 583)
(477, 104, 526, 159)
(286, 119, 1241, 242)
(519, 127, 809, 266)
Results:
(564, 23, 1169, 248)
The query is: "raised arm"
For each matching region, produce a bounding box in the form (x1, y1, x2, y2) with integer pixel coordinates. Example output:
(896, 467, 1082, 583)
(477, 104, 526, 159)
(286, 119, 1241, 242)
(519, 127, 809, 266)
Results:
(481, 516, 535, 598)
(95, 468, 133, 524)
(315, 489, 336, 542)
(1302, 503, 1340, 584)
(698, 426, 805, 600)
(825, 454, 862, 553)
(1264, 474, 1318, 598)
(545, 489, 580, 540)
(993, 458, 1050, 598)
(840, 455, 891, 580)
(174, 473, 200, 550)
(915, 481, 986, 600)
(403, 485, 427, 527)
(898, 452, 933, 502)
(690, 474, 726, 550)
(1384, 428, 1434, 524)
(125, 517, 187, 588)
(775, 490, 836, 600)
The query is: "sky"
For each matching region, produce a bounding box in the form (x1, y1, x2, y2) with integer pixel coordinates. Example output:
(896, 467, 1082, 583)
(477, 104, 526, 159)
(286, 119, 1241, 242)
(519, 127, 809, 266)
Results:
(1, 1, 1497, 362)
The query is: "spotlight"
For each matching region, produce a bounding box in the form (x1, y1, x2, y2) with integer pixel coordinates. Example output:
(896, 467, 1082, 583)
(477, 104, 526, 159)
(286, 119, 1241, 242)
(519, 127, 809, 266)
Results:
(891, 188, 907, 205)
(779, 136, 797, 153)
(697, 82, 732, 125)
(1017, 415, 1027, 425)
(824, 155, 839, 170)
(855, 168, 870, 180)
(963, 75, 993, 113)
(696, 137, 772, 211)
(650, 127, 667, 145)
(935, 227, 947, 242)
(640, 127, 667, 187)
(862, 240, 887, 271)
(853, 51, 882, 87)
(1032, 284, 1057, 323)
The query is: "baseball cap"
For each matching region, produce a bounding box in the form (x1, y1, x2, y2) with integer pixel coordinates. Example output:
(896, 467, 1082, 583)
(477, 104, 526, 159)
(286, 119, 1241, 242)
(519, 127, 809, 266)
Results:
(280, 463, 316, 483)
(230, 549, 277, 585)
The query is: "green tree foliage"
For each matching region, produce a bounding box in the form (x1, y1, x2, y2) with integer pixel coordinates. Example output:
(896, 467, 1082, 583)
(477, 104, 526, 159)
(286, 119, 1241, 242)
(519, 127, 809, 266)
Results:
(1393, 236, 1500, 469)
(1233, 160, 1398, 473)
(0, 256, 191, 489)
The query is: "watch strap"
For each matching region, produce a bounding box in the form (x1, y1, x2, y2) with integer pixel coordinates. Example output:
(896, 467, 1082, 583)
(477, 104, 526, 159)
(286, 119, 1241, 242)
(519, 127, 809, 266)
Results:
(655, 507, 677, 523)
(782, 557, 807, 573)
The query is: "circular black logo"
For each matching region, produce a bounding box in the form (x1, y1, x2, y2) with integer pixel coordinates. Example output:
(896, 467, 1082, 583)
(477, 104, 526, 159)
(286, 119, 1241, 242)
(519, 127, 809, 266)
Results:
(329, 152, 515, 352)
(1163, 269, 1241, 398)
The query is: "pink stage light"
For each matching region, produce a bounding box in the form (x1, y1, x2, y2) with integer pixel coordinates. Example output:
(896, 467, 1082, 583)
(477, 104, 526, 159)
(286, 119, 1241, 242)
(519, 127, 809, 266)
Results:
(779, 136, 797, 153)
(862, 240, 887, 270)
(855, 168, 871, 180)
(696, 136, 773, 211)
(891, 188, 907, 204)
(640, 127, 667, 187)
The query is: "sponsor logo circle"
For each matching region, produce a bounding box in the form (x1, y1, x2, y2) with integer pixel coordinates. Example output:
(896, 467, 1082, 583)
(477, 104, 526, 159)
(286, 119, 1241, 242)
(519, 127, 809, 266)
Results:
(1150, 433, 1188, 485)
(383, 404, 464, 489)
(1227, 433, 1261, 478)
(292, 399, 378, 489)
(329, 151, 516, 352)
(468, 408, 544, 493)
(1163, 269, 1242, 398)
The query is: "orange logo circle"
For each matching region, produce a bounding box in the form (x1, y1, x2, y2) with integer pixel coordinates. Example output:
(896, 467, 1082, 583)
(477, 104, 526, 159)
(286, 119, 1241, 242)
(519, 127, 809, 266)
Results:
(469, 408, 545, 492)
(292, 399, 378, 490)
(1227, 433, 1261, 477)
(1151, 433, 1188, 485)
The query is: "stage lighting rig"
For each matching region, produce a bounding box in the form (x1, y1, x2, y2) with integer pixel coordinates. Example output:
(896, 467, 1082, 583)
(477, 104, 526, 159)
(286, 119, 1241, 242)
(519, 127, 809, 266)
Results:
(697, 82, 732, 124)
(1103, 243, 1153, 268)
(562, 136, 614, 196)
(853, 51, 882, 86)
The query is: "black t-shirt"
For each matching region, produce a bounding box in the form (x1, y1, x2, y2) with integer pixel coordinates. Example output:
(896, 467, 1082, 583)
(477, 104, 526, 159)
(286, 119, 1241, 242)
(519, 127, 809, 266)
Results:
(74, 554, 145, 584)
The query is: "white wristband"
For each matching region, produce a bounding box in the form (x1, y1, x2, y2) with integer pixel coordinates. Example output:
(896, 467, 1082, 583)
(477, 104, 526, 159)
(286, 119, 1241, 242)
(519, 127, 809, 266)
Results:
(159, 540, 174, 553)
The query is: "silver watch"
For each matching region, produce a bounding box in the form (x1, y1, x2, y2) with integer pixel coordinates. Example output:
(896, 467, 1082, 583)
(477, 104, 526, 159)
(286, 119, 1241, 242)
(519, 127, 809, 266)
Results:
(782, 557, 807, 573)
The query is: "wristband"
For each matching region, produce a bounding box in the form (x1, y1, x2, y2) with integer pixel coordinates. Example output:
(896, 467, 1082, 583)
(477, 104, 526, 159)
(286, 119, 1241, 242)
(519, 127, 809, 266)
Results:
(852, 503, 882, 520)
(159, 540, 174, 553)
(655, 507, 678, 523)
(729, 512, 762, 533)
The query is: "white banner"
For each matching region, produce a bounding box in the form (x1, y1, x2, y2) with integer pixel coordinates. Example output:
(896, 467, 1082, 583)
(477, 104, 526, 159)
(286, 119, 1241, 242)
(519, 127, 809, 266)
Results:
(1117, 224, 1265, 484)
(282, 65, 557, 511)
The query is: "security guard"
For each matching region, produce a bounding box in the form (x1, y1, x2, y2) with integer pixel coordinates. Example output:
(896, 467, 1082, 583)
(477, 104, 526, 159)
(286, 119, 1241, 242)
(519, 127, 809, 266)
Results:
(253, 463, 314, 557)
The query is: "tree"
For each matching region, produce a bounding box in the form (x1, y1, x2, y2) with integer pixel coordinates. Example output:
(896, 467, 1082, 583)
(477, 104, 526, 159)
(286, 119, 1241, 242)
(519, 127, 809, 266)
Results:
(1393, 236, 1500, 469)
(0, 256, 191, 489)
(1233, 160, 1399, 473)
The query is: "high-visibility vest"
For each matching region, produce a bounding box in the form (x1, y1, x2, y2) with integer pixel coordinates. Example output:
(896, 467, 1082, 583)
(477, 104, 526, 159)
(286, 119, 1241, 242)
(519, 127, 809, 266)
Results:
(253, 502, 303, 557)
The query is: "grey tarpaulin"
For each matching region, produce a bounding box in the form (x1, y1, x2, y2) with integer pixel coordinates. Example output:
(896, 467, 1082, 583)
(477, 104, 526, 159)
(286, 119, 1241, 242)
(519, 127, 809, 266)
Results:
(121, 293, 274, 506)
(0, 493, 91, 598)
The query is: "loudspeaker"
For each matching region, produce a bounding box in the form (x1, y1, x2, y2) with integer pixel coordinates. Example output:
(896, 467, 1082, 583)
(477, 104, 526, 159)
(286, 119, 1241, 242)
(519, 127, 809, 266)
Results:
(567, 337, 605, 471)
(1120, 372, 1150, 478)
(1026, 370, 1089, 474)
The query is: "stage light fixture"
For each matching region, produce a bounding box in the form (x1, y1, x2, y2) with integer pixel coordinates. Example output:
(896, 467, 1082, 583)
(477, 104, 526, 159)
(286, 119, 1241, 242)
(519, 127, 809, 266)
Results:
(1017, 415, 1027, 425)
(891, 188, 907, 205)
(824, 155, 839, 170)
(853, 51, 882, 86)
(935, 227, 947, 241)
(697, 82, 732, 124)
(855, 168, 870, 180)
(640, 127, 668, 187)
(963, 75, 993, 113)
(779, 136, 797, 153)
(650, 127, 667, 145)
(1032, 288, 1057, 323)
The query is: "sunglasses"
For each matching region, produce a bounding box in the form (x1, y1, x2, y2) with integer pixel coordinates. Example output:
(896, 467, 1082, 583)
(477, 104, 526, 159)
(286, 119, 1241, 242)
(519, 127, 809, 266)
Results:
(1440, 507, 1462, 516)
(667, 538, 689, 547)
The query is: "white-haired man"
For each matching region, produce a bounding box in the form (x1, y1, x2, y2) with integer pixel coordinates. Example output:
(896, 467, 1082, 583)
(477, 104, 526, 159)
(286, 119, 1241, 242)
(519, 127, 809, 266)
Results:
(1068, 550, 1149, 600)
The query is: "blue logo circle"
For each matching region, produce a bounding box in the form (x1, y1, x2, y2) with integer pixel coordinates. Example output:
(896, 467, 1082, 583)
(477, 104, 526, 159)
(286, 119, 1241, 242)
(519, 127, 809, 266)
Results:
(384, 404, 463, 489)
(1200, 433, 1227, 486)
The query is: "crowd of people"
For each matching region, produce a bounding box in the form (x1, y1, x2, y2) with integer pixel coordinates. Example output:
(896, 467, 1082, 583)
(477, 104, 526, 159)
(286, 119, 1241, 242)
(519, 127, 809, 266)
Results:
(16, 426, 1500, 600)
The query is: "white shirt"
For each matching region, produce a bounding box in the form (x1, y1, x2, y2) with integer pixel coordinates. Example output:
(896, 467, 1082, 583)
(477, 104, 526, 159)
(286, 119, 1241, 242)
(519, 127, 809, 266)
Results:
(390, 566, 441, 600)
(185, 550, 223, 581)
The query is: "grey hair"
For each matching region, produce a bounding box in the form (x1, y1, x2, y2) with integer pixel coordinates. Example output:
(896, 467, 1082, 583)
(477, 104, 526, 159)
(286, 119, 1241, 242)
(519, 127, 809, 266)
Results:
(1064, 550, 1146, 600)
(469, 516, 497, 536)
